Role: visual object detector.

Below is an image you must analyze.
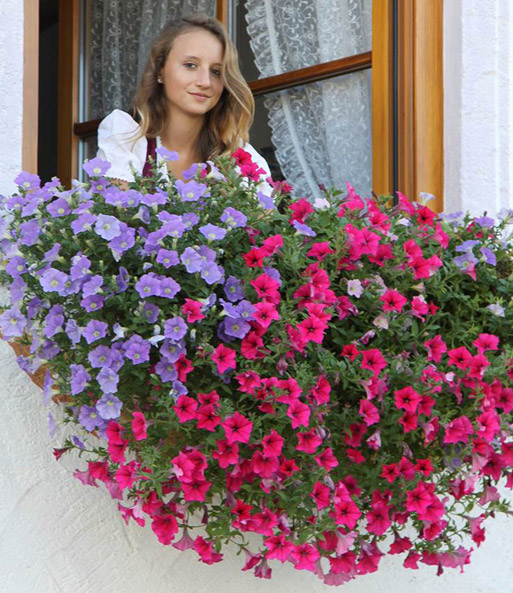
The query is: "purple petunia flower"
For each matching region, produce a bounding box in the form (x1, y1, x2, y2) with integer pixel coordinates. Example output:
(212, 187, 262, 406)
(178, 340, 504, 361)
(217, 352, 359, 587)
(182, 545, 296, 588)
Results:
(136, 273, 161, 298)
(220, 207, 247, 229)
(175, 179, 209, 202)
(65, 319, 82, 344)
(15, 171, 41, 190)
(88, 345, 113, 368)
(10, 277, 27, 304)
(27, 297, 43, 320)
(200, 262, 223, 285)
(156, 249, 179, 268)
(453, 251, 478, 269)
(162, 216, 186, 239)
(123, 334, 151, 365)
(156, 146, 179, 161)
(264, 267, 282, 285)
(180, 247, 203, 273)
(164, 317, 188, 342)
(224, 276, 244, 302)
(81, 294, 104, 312)
(136, 205, 151, 225)
(224, 317, 251, 339)
(19, 220, 41, 246)
(141, 192, 168, 207)
(169, 380, 188, 399)
(159, 277, 181, 299)
(79, 405, 103, 431)
(109, 344, 125, 372)
(109, 226, 136, 254)
(72, 436, 86, 449)
(141, 302, 160, 323)
(82, 274, 103, 297)
(96, 393, 122, 419)
(39, 268, 68, 295)
(293, 220, 317, 237)
(82, 320, 108, 344)
(97, 368, 120, 395)
(20, 196, 40, 217)
(160, 339, 185, 363)
(6, 256, 27, 278)
(83, 157, 111, 177)
(44, 305, 64, 338)
(182, 163, 205, 180)
(154, 358, 178, 382)
(455, 240, 480, 253)
(257, 190, 275, 210)
(119, 189, 142, 208)
(94, 214, 121, 241)
(39, 340, 60, 360)
(6, 194, 27, 210)
(47, 198, 71, 217)
(197, 245, 216, 263)
(43, 243, 61, 263)
(234, 300, 256, 321)
(474, 216, 495, 228)
(181, 212, 199, 229)
(71, 213, 97, 234)
(143, 229, 165, 254)
(116, 267, 129, 293)
(480, 246, 497, 266)
(0, 308, 27, 338)
(200, 223, 227, 241)
(70, 255, 92, 281)
(69, 363, 91, 395)
(42, 370, 53, 405)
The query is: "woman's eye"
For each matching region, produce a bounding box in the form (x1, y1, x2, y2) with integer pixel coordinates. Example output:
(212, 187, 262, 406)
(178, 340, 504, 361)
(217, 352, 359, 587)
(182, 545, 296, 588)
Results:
(184, 62, 197, 69)
(212, 69, 221, 77)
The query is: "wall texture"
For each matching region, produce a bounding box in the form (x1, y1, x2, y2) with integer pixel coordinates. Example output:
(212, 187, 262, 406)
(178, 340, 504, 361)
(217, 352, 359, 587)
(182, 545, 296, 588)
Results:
(2, 1, 513, 592)
(444, 0, 513, 217)
(0, 0, 23, 195)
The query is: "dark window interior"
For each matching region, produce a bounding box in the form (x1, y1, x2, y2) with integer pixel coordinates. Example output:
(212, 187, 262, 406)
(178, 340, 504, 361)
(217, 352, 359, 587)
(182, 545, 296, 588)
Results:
(38, 0, 59, 183)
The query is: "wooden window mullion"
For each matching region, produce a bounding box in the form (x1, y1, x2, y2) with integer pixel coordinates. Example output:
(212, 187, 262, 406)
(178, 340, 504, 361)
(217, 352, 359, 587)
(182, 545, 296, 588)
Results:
(57, 0, 80, 187)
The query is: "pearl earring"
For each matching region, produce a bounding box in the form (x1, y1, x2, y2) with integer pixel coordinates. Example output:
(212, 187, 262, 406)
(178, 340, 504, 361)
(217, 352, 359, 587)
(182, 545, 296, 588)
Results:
(158, 77, 163, 83)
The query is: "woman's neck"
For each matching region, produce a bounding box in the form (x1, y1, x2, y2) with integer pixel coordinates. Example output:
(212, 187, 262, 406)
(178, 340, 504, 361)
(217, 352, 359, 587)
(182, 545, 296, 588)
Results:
(160, 112, 205, 161)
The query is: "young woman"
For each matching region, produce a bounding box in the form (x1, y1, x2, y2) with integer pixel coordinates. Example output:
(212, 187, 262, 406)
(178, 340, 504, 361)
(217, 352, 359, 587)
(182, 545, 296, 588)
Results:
(97, 14, 272, 192)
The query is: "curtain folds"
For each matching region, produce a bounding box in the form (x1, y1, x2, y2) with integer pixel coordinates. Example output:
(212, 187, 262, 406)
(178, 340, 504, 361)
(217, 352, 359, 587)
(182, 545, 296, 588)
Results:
(245, 0, 373, 200)
(88, 0, 216, 120)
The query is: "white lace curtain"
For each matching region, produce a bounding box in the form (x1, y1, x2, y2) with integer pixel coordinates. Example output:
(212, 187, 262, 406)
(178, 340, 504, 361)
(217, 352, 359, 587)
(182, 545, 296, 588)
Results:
(89, 0, 216, 120)
(245, 0, 373, 200)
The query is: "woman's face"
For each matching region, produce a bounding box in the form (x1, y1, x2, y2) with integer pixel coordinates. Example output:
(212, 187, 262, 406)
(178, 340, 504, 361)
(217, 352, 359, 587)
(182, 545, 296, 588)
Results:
(160, 28, 225, 119)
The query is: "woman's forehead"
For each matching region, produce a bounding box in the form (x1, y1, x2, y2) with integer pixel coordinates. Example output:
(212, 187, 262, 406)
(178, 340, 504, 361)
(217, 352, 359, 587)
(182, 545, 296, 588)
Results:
(170, 29, 224, 61)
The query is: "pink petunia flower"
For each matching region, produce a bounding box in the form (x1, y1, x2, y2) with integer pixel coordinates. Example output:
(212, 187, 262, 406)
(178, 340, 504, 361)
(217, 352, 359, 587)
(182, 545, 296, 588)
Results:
(132, 411, 148, 441)
(222, 412, 253, 444)
(211, 344, 236, 374)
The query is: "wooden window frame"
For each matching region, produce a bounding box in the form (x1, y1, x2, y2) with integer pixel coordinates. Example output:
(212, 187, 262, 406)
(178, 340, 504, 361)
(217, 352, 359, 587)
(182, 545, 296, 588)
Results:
(22, 0, 39, 173)
(55, 0, 443, 208)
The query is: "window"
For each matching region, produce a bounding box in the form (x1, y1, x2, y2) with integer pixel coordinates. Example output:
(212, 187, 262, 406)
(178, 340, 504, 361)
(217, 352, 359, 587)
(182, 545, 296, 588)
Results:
(55, 0, 443, 210)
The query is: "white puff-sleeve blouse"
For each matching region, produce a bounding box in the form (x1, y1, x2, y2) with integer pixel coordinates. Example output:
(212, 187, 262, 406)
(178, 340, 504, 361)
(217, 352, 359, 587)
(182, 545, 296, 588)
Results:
(96, 109, 274, 195)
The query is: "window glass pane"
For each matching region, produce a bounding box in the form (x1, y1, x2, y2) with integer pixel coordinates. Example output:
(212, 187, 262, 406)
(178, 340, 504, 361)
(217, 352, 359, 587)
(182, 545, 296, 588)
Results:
(250, 95, 284, 182)
(238, 0, 372, 80)
(81, 0, 217, 122)
(258, 71, 372, 200)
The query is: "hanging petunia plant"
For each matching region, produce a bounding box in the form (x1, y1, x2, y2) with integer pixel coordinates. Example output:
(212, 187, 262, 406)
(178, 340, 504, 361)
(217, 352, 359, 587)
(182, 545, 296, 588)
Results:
(2, 149, 513, 586)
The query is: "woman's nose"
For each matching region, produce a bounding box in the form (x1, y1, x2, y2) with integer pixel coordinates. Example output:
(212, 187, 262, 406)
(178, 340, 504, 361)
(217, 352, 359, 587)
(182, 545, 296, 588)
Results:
(196, 67, 212, 87)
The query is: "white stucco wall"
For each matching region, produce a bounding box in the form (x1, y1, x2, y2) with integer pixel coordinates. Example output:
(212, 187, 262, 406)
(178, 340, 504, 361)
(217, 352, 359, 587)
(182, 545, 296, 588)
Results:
(2, 1, 513, 592)
(444, 0, 513, 217)
(0, 0, 23, 195)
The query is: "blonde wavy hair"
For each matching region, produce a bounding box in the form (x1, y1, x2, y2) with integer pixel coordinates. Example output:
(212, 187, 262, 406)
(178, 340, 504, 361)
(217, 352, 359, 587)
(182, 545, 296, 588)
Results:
(132, 14, 254, 160)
